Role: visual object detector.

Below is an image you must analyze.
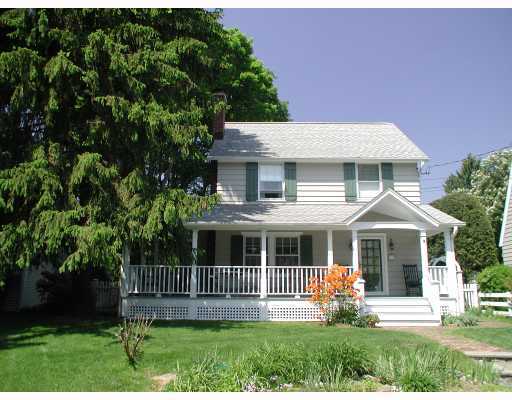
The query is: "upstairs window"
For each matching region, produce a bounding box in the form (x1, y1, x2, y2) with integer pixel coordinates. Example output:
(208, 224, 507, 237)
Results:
(259, 164, 284, 199)
(358, 164, 381, 199)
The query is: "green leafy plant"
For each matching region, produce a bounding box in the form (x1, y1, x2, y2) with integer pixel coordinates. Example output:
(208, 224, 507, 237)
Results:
(169, 341, 371, 392)
(374, 345, 497, 391)
(442, 313, 479, 327)
(353, 313, 380, 328)
(117, 315, 154, 367)
(477, 264, 512, 293)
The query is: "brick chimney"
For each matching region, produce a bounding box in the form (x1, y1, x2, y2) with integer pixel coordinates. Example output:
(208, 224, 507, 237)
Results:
(212, 92, 226, 140)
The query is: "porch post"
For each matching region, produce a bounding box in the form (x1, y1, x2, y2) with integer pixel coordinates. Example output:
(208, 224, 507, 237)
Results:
(444, 228, 459, 309)
(327, 229, 334, 266)
(120, 244, 130, 317)
(260, 230, 267, 298)
(419, 229, 429, 292)
(352, 229, 365, 299)
(351, 230, 359, 273)
(190, 229, 198, 298)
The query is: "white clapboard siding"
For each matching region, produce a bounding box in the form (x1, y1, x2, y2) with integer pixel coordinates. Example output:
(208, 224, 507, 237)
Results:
(296, 163, 345, 203)
(217, 161, 421, 204)
(393, 163, 421, 204)
(217, 162, 245, 203)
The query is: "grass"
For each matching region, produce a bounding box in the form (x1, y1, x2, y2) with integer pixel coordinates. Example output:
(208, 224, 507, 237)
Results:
(451, 327, 512, 351)
(0, 312, 506, 391)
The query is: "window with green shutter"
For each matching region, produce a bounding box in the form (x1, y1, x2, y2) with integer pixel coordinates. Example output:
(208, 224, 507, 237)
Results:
(381, 163, 394, 190)
(246, 162, 258, 201)
(300, 235, 313, 266)
(344, 163, 357, 202)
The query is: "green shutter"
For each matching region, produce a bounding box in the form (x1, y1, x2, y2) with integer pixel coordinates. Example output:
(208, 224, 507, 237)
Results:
(230, 235, 243, 266)
(246, 162, 258, 201)
(284, 162, 297, 201)
(381, 163, 394, 190)
(300, 235, 313, 266)
(344, 163, 357, 202)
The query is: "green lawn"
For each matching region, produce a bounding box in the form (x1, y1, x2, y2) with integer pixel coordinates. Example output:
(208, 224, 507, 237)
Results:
(0, 312, 502, 391)
(451, 326, 512, 351)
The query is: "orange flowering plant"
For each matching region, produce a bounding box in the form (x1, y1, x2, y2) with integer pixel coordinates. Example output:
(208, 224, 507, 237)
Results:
(306, 264, 361, 325)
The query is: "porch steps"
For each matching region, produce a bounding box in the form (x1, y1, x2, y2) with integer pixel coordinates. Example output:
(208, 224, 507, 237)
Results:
(364, 297, 440, 327)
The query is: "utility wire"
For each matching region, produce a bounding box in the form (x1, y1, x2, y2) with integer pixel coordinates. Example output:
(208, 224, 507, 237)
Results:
(425, 143, 512, 169)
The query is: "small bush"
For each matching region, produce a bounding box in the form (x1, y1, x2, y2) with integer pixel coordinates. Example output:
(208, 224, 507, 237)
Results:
(353, 314, 380, 328)
(117, 315, 153, 366)
(477, 264, 512, 293)
(330, 301, 360, 325)
(442, 313, 479, 327)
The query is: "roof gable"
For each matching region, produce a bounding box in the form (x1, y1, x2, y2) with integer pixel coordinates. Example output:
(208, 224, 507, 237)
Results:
(344, 189, 440, 227)
(208, 122, 429, 161)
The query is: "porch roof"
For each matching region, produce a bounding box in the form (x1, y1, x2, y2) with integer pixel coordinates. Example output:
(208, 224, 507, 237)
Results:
(186, 201, 463, 229)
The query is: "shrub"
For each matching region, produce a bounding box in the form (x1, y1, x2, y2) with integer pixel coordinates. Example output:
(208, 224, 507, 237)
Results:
(442, 312, 479, 327)
(330, 301, 360, 325)
(306, 264, 361, 325)
(428, 193, 498, 278)
(353, 313, 380, 328)
(117, 315, 153, 366)
(477, 264, 512, 293)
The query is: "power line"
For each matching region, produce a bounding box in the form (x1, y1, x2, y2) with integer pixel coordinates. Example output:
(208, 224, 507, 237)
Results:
(425, 144, 512, 170)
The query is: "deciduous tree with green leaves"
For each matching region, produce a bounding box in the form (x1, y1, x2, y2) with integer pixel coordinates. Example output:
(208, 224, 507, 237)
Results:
(428, 192, 498, 278)
(0, 9, 288, 290)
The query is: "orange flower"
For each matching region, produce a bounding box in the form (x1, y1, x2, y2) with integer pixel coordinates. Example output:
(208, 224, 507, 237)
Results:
(305, 264, 361, 321)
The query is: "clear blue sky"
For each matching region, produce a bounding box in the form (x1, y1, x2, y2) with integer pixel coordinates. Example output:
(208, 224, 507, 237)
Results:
(222, 9, 512, 203)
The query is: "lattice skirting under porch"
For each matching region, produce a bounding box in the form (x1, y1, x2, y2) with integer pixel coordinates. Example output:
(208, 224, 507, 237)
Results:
(123, 297, 323, 321)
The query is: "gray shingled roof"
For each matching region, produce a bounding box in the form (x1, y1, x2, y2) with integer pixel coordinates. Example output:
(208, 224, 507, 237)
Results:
(187, 203, 463, 227)
(419, 205, 465, 226)
(208, 122, 429, 160)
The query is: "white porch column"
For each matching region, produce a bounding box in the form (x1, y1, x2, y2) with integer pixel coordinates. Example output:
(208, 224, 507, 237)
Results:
(190, 229, 198, 298)
(419, 229, 429, 292)
(327, 229, 334, 266)
(260, 230, 267, 298)
(444, 229, 459, 308)
(120, 244, 130, 317)
(351, 230, 359, 272)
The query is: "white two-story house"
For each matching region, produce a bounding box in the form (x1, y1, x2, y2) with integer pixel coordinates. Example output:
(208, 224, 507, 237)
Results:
(120, 112, 466, 326)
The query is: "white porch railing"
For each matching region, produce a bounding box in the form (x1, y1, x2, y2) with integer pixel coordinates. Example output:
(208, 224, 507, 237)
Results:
(428, 266, 448, 295)
(196, 266, 261, 295)
(129, 265, 191, 294)
(267, 266, 354, 296)
(127, 265, 355, 297)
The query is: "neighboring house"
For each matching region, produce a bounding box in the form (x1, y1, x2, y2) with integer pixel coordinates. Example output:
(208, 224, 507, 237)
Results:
(1, 266, 49, 312)
(499, 162, 512, 266)
(120, 110, 466, 326)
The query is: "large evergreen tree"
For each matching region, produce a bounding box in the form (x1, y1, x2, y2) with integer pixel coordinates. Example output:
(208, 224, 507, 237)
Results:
(0, 9, 288, 285)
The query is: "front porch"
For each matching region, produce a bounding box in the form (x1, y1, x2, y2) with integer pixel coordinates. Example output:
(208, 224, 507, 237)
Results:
(120, 190, 465, 325)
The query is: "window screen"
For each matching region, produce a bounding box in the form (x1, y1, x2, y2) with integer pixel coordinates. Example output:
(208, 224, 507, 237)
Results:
(259, 164, 283, 199)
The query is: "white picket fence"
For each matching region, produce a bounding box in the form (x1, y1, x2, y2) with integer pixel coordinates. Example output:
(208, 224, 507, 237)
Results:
(463, 283, 512, 316)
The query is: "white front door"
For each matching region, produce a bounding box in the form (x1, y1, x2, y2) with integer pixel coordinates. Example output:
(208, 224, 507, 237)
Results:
(358, 234, 389, 296)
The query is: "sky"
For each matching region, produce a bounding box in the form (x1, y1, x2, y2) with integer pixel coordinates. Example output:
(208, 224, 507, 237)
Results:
(222, 9, 512, 203)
